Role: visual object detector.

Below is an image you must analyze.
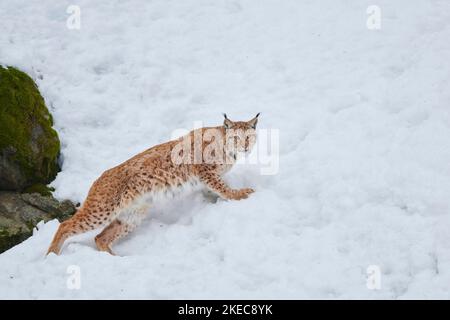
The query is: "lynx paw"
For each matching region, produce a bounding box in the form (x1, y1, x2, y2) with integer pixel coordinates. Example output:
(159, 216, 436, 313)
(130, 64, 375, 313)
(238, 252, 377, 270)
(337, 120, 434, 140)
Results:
(233, 188, 255, 200)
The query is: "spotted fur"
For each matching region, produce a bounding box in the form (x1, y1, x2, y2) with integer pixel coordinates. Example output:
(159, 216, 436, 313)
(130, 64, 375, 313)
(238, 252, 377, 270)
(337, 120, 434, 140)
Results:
(47, 114, 259, 255)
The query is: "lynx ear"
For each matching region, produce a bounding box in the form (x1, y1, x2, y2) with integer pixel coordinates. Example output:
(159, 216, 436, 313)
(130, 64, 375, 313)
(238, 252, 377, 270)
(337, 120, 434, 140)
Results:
(223, 113, 233, 129)
(248, 112, 260, 129)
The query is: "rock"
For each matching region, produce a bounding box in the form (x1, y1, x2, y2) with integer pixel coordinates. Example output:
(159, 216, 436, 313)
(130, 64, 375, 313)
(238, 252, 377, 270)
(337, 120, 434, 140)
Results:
(0, 191, 76, 253)
(0, 66, 70, 253)
(22, 183, 55, 197)
(0, 66, 61, 191)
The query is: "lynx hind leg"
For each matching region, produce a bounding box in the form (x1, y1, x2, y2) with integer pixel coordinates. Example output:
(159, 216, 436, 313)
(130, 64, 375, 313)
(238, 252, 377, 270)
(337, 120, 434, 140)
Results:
(95, 204, 149, 255)
(47, 219, 84, 256)
(47, 207, 112, 255)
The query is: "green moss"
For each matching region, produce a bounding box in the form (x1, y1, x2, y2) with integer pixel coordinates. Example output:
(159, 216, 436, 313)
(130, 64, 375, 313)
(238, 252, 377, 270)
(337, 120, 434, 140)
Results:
(0, 66, 61, 190)
(22, 183, 55, 197)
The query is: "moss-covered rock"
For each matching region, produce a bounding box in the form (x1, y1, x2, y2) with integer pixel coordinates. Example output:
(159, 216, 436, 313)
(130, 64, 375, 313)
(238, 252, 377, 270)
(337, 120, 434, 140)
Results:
(0, 191, 76, 253)
(0, 218, 32, 254)
(22, 183, 55, 197)
(0, 66, 61, 191)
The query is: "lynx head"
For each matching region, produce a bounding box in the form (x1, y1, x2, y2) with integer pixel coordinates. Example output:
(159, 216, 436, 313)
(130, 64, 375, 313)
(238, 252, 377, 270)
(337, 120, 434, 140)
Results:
(223, 113, 259, 155)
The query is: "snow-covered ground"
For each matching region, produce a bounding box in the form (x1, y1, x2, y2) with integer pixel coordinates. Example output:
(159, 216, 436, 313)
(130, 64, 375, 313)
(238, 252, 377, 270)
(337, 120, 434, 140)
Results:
(1, 0, 450, 299)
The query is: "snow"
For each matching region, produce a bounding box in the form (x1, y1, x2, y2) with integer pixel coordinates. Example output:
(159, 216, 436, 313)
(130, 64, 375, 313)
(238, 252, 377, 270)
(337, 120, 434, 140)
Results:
(1, 0, 450, 299)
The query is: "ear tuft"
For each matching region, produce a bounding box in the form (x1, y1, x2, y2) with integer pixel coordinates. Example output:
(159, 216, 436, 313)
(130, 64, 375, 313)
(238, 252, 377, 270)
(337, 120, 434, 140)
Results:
(248, 113, 260, 129)
(223, 113, 233, 129)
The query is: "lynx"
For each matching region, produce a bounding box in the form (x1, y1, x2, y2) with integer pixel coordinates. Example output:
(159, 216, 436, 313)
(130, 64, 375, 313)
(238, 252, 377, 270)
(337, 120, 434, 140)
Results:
(47, 113, 259, 255)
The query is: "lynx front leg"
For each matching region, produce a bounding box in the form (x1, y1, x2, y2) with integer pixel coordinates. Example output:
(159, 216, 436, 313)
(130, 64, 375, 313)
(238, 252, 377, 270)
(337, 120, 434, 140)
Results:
(198, 172, 254, 200)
